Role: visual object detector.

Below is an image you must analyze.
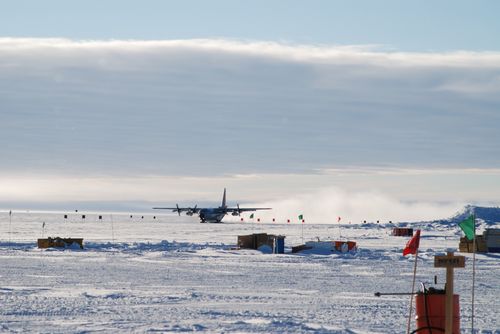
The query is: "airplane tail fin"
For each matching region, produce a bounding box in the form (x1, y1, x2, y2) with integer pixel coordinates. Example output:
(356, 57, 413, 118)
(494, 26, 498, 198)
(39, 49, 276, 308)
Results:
(222, 188, 227, 208)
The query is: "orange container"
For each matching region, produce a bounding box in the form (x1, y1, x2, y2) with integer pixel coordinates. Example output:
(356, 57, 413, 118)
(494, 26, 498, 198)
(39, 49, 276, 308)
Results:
(415, 293, 459, 334)
(333, 241, 357, 251)
(392, 227, 414, 236)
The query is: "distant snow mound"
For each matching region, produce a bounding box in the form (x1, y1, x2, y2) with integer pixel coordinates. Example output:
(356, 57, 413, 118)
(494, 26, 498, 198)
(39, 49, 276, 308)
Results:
(399, 205, 500, 229)
(433, 205, 500, 227)
(448, 205, 500, 224)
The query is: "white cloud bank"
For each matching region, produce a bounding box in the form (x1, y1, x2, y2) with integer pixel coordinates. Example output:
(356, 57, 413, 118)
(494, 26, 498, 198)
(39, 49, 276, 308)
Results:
(2, 38, 500, 68)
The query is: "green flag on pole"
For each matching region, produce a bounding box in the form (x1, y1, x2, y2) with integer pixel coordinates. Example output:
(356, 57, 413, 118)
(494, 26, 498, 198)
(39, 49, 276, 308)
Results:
(249, 213, 254, 219)
(459, 214, 475, 240)
(298, 214, 303, 220)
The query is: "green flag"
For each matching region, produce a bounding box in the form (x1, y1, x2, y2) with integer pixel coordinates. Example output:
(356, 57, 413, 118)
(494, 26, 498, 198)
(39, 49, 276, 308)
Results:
(249, 213, 254, 219)
(298, 214, 303, 220)
(459, 215, 475, 240)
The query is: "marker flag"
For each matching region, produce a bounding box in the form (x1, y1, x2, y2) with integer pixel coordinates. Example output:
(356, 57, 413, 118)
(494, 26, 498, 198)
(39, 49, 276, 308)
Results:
(403, 229, 421, 256)
(459, 215, 475, 241)
(249, 213, 254, 219)
(298, 214, 303, 220)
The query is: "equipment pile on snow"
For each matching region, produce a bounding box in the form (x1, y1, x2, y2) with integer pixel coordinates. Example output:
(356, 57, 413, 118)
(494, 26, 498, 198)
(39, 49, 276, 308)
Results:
(459, 228, 500, 253)
(392, 227, 414, 237)
(237, 233, 285, 254)
(292, 240, 357, 253)
(37, 237, 84, 249)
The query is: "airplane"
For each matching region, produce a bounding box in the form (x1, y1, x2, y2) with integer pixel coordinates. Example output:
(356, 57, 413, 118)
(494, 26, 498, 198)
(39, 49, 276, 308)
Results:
(153, 188, 271, 223)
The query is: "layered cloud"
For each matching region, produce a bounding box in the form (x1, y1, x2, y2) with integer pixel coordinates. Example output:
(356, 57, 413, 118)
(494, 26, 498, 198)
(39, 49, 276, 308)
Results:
(1, 38, 500, 212)
(1, 38, 500, 177)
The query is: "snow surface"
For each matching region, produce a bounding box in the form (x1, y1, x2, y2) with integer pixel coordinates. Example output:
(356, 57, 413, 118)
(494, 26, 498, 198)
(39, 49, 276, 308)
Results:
(1, 211, 499, 333)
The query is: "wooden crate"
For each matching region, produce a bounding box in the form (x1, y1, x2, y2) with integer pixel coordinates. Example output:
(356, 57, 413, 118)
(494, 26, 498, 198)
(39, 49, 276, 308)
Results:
(237, 235, 255, 249)
(37, 237, 83, 249)
(392, 228, 414, 237)
(237, 233, 283, 253)
(458, 236, 487, 253)
(255, 233, 271, 249)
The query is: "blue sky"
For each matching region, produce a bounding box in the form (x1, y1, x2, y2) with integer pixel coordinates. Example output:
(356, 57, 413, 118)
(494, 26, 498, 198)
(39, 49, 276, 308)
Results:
(2, 0, 500, 51)
(1, 2, 500, 219)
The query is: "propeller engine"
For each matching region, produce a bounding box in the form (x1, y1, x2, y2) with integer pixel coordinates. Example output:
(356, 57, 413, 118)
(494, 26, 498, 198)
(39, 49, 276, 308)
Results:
(186, 205, 198, 216)
(232, 204, 242, 216)
(173, 204, 181, 216)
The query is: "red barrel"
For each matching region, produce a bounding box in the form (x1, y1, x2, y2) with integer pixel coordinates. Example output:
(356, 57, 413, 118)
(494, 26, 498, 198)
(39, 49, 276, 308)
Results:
(415, 293, 459, 333)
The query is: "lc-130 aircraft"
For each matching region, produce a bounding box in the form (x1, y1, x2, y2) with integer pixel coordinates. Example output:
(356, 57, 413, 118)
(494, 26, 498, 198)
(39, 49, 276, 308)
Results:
(153, 188, 271, 223)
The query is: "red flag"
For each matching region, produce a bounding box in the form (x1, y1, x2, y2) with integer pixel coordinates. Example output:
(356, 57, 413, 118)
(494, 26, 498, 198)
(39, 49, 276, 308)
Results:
(337, 216, 341, 222)
(403, 229, 421, 256)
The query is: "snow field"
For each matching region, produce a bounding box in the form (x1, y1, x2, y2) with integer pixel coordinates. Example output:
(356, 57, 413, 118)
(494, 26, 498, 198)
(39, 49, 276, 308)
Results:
(0, 212, 499, 333)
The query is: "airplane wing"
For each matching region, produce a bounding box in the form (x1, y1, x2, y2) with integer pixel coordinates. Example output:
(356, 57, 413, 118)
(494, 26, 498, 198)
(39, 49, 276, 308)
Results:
(152, 207, 200, 211)
(226, 207, 271, 212)
(225, 207, 271, 216)
(152, 204, 201, 215)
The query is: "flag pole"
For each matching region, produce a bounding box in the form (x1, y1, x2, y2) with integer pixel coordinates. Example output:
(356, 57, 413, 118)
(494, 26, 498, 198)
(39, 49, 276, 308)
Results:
(110, 214, 115, 244)
(301, 219, 304, 244)
(406, 248, 419, 334)
(471, 212, 476, 333)
(9, 210, 12, 245)
(338, 217, 342, 239)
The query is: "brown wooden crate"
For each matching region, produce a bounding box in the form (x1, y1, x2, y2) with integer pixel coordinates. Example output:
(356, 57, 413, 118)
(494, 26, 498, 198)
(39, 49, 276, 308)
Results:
(37, 239, 50, 248)
(37, 237, 84, 249)
(237, 235, 255, 249)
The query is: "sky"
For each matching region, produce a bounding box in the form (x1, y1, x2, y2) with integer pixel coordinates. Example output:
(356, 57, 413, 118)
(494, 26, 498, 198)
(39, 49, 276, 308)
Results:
(1, 1, 500, 221)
